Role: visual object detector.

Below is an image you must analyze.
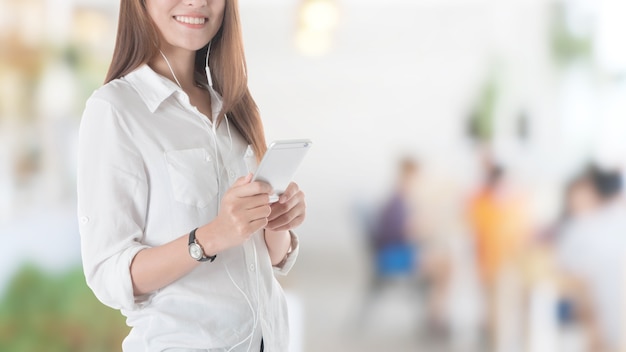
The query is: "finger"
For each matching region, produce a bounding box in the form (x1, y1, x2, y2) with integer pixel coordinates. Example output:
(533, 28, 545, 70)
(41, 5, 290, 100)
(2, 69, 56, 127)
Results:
(247, 217, 269, 234)
(241, 173, 253, 184)
(232, 180, 273, 198)
(268, 191, 303, 222)
(267, 202, 305, 229)
(267, 204, 281, 222)
(246, 204, 272, 222)
(244, 193, 272, 210)
(249, 181, 273, 195)
(278, 182, 300, 204)
(268, 214, 305, 232)
(230, 173, 253, 189)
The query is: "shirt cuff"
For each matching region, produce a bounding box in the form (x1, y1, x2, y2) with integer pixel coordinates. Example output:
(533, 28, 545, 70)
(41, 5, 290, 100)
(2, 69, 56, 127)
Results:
(273, 231, 299, 276)
(84, 244, 152, 312)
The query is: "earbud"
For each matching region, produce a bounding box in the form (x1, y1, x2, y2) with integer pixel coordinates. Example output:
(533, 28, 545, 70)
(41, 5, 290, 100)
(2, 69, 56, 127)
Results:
(205, 41, 213, 88)
(205, 67, 213, 88)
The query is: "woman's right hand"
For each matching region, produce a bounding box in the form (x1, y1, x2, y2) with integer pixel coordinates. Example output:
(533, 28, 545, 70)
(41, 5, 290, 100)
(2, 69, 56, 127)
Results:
(197, 174, 273, 254)
(129, 174, 271, 296)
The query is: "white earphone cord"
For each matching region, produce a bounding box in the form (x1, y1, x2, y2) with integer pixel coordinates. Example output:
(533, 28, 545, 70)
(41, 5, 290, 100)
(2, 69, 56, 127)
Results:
(224, 243, 260, 352)
(205, 41, 213, 87)
(159, 50, 182, 89)
(164, 46, 254, 351)
(160, 42, 212, 89)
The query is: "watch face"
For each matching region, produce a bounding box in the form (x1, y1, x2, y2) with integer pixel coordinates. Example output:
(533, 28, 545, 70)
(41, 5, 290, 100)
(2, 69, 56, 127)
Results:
(189, 243, 203, 260)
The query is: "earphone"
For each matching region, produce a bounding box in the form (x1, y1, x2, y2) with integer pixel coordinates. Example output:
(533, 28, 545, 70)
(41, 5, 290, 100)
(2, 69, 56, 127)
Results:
(224, 240, 261, 352)
(161, 43, 262, 352)
(206, 41, 261, 352)
(205, 41, 214, 88)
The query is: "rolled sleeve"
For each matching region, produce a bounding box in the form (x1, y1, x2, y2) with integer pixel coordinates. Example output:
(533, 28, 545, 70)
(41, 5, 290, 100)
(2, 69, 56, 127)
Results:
(77, 96, 150, 311)
(273, 231, 299, 276)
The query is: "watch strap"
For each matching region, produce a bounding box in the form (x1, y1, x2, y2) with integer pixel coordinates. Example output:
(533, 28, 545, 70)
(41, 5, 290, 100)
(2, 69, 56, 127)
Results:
(189, 228, 217, 262)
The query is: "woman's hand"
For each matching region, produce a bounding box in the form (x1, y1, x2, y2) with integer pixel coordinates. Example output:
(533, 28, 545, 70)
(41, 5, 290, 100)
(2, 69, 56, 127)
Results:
(266, 182, 306, 232)
(198, 174, 272, 253)
(130, 175, 271, 296)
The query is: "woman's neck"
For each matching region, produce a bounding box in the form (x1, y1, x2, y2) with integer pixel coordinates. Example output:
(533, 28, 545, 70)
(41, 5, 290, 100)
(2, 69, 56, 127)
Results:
(149, 46, 198, 91)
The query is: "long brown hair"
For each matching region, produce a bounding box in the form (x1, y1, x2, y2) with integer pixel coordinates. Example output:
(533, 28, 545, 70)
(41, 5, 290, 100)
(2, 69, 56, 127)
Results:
(105, 0, 267, 161)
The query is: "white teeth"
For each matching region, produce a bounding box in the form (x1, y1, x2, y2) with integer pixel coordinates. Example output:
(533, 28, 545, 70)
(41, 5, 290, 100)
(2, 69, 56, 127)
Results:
(174, 16, 206, 25)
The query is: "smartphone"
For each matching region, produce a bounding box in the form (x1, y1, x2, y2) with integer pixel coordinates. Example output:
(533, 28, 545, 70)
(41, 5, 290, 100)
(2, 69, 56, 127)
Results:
(252, 139, 312, 202)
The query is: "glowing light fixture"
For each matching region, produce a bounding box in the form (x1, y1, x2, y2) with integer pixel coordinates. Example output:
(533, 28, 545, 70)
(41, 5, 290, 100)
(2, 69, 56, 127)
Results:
(295, 0, 340, 57)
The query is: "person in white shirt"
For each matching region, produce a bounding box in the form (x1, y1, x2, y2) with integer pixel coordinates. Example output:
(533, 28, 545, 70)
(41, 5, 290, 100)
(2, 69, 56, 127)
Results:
(76, 1, 305, 351)
(557, 167, 626, 352)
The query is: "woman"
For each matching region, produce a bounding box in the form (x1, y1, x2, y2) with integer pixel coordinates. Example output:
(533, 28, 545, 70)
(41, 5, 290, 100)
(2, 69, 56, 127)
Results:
(76, 0, 306, 351)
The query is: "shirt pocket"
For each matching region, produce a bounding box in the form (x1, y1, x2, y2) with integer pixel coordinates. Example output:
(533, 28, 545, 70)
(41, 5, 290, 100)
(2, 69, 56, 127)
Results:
(164, 148, 218, 208)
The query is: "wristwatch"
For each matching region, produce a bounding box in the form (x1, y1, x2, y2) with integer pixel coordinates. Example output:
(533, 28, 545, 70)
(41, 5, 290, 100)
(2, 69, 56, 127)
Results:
(188, 228, 216, 262)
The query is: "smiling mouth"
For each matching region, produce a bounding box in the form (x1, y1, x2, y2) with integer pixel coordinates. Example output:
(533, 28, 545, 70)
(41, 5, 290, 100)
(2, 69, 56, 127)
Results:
(174, 16, 207, 25)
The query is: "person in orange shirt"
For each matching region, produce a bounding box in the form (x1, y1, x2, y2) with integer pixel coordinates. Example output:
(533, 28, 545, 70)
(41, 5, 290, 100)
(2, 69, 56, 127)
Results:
(467, 161, 530, 348)
(469, 165, 527, 284)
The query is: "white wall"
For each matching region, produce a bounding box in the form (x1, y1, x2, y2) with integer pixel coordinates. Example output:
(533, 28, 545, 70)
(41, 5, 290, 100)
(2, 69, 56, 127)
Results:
(240, 1, 556, 254)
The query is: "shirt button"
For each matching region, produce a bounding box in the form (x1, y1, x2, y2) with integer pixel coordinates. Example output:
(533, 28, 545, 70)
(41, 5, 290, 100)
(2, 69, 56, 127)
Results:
(205, 155, 212, 162)
(249, 264, 255, 272)
(80, 216, 89, 225)
(228, 169, 235, 179)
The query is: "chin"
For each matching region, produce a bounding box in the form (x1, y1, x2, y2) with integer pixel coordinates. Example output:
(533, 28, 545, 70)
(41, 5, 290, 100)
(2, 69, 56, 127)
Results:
(176, 41, 211, 52)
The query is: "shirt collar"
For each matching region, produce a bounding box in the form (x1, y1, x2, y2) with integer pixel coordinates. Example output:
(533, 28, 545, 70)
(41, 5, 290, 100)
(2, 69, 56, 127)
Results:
(124, 64, 179, 113)
(124, 64, 224, 118)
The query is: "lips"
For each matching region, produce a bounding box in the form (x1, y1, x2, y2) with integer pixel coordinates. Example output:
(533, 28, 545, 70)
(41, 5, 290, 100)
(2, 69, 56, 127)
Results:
(174, 15, 207, 25)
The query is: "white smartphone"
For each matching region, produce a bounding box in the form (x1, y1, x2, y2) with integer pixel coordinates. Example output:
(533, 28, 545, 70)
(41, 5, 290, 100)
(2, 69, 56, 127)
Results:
(252, 139, 312, 202)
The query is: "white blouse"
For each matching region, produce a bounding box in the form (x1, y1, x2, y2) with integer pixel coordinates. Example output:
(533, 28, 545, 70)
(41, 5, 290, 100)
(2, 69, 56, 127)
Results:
(77, 64, 298, 352)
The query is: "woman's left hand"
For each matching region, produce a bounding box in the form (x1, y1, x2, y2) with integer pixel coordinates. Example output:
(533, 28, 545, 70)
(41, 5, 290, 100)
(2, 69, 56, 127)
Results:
(266, 182, 306, 231)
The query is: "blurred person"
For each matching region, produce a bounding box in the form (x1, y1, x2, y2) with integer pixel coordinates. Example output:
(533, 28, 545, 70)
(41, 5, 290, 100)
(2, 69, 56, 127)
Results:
(467, 157, 531, 350)
(353, 157, 419, 331)
(540, 170, 600, 247)
(557, 166, 626, 352)
(516, 176, 596, 352)
(76, 0, 306, 351)
(560, 173, 601, 226)
(551, 171, 602, 347)
(358, 157, 452, 336)
(372, 157, 420, 276)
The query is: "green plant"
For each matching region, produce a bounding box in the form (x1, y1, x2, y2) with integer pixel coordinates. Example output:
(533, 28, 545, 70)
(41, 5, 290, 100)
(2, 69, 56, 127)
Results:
(0, 264, 129, 352)
(467, 73, 499, 143)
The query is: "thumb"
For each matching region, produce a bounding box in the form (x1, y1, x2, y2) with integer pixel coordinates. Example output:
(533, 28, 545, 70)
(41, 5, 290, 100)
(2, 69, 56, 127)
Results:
(233, 173, 253, 187)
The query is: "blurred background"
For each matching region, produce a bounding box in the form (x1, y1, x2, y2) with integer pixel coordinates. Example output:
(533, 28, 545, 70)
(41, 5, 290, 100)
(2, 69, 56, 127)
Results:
(1, 0, 626, 351)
